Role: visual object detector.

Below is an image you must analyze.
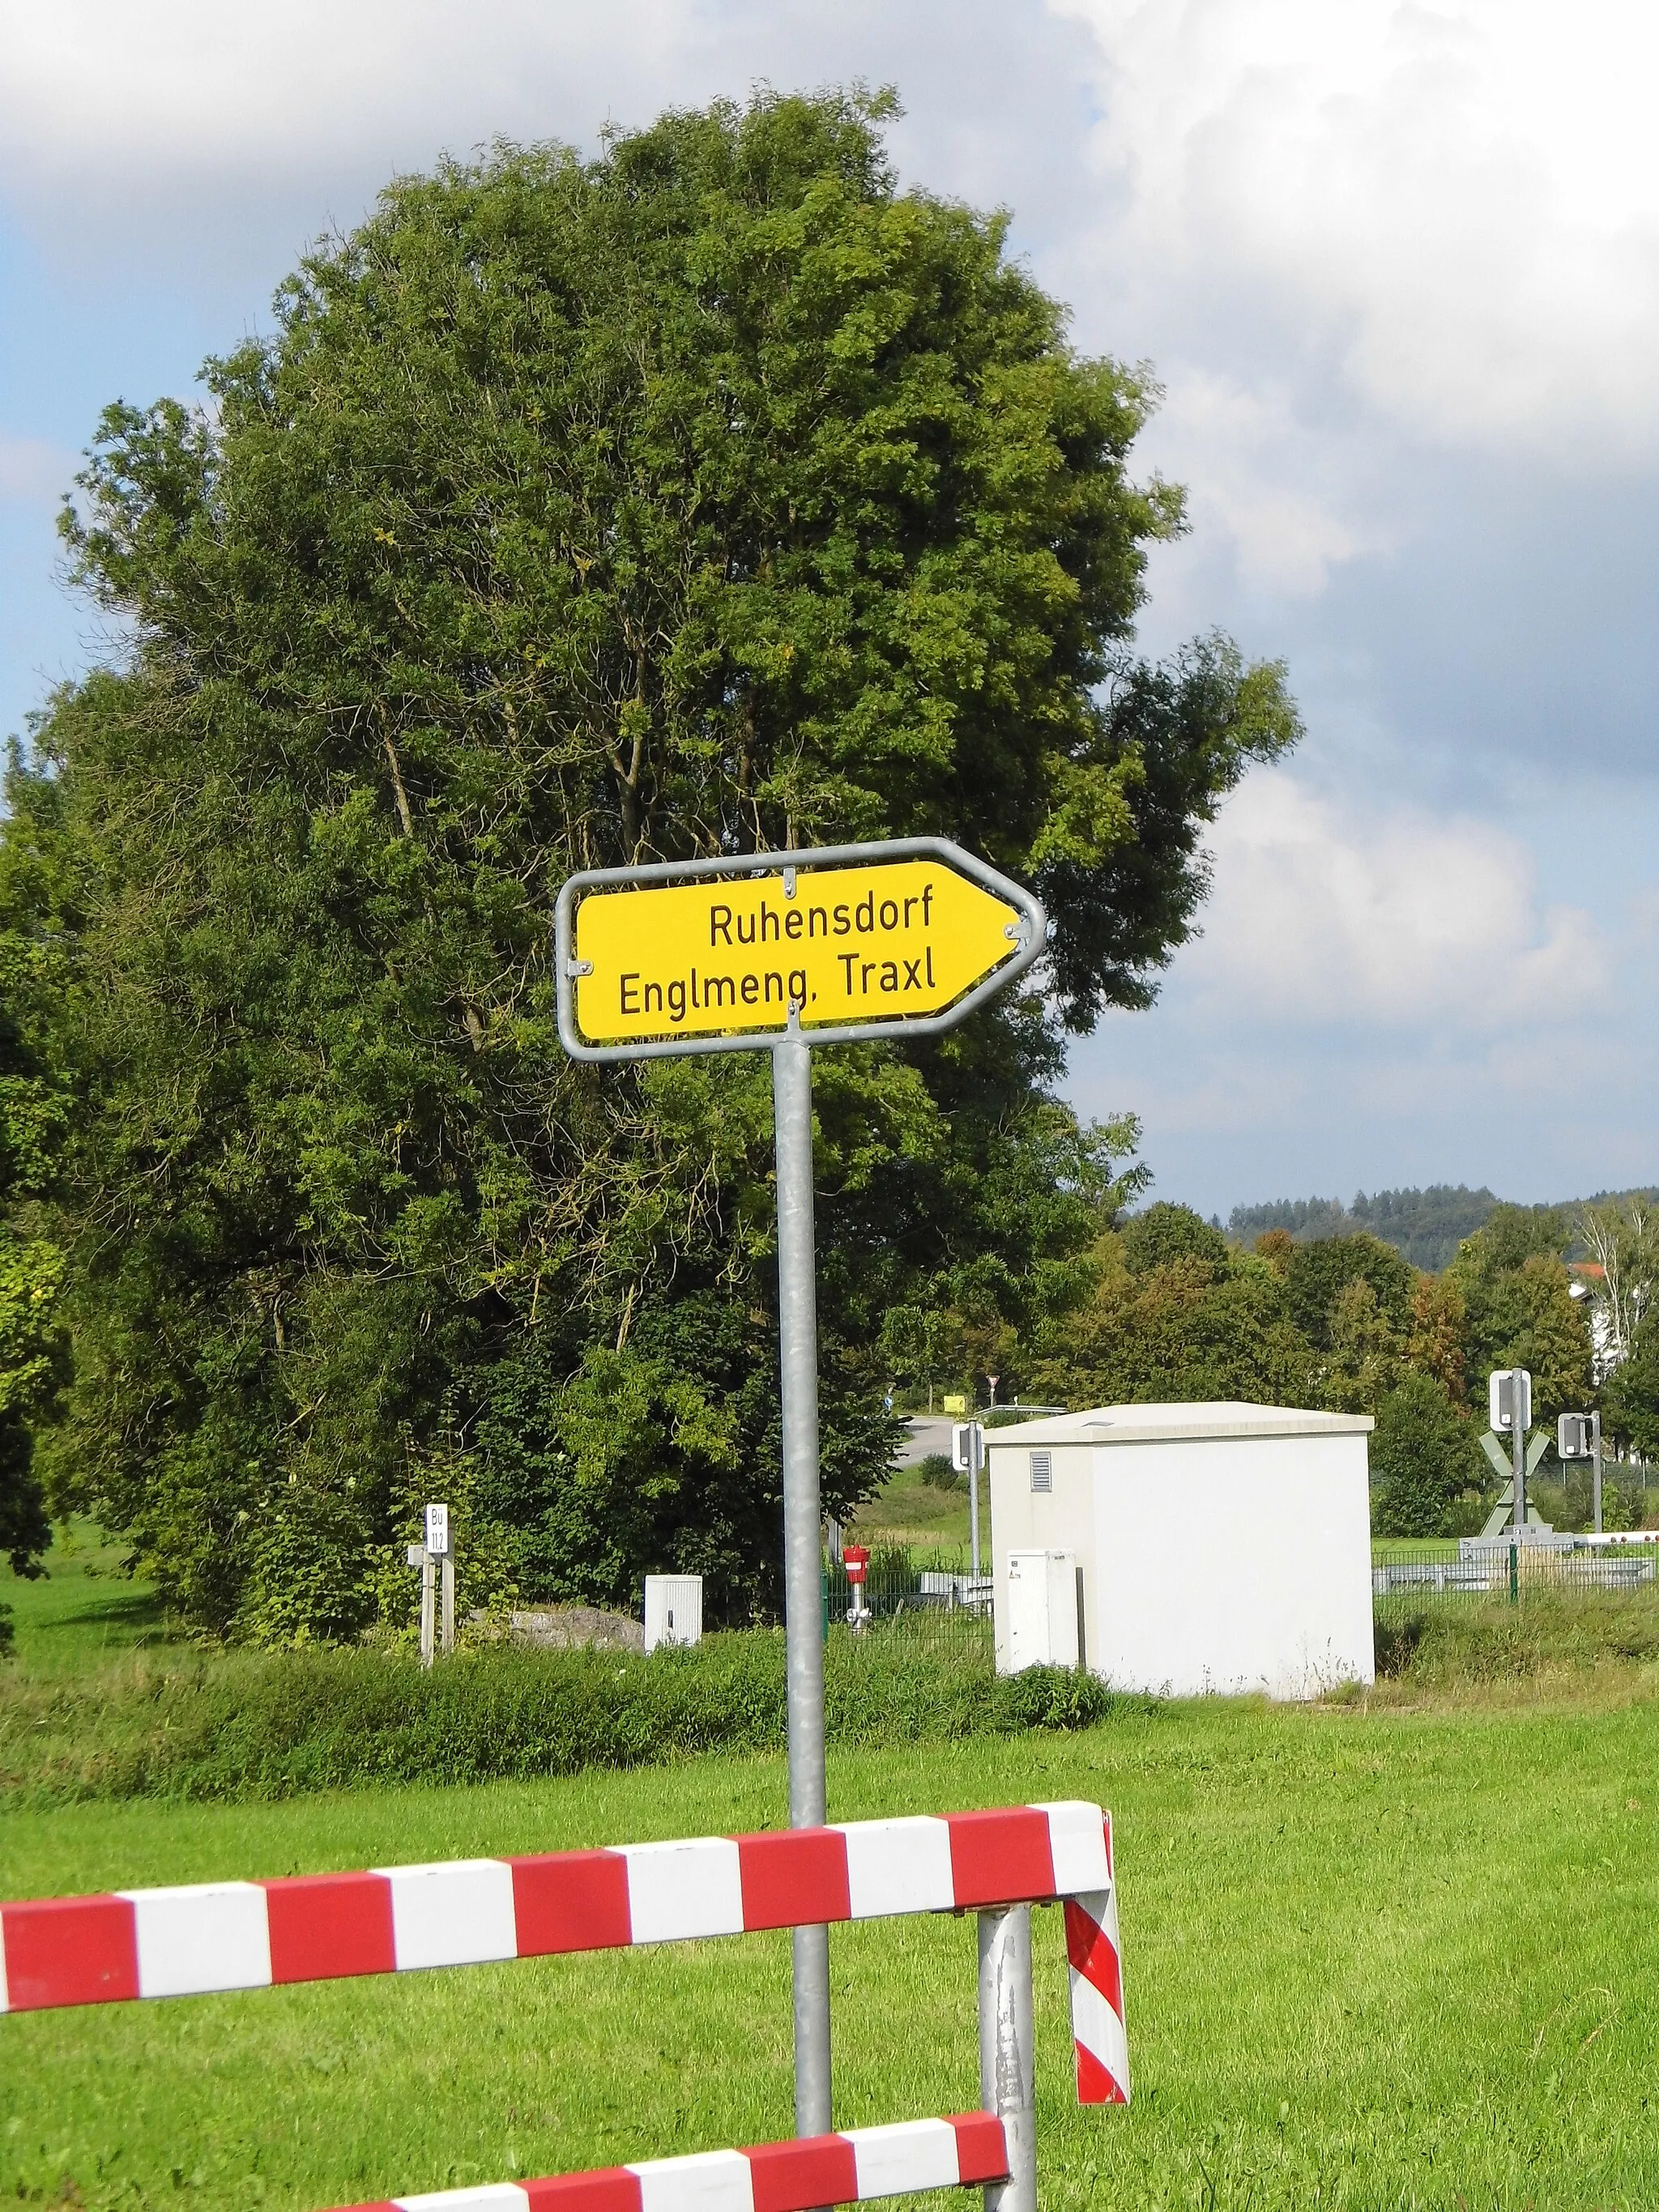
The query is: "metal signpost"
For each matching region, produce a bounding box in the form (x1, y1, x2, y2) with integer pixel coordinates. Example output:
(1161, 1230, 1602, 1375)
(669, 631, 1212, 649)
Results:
(1559, 1409, 1603, 1534)
(1489, 1368, 1533, 1532)
(953, 1419, 986, 1577)
(556, 837, 1046, 2137)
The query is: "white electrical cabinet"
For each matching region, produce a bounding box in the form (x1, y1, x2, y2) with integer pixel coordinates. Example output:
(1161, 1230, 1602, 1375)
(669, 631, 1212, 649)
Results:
(987, 1401, 1375, 1699)
(1005, 1550, 1080, 1671)
(643, 1575, 704, 1653)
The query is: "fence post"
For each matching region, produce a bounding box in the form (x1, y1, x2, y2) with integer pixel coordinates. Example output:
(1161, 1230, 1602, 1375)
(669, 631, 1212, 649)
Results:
(1509, 1539, 1519, 1607)
(977, 1905, 1036, 2212)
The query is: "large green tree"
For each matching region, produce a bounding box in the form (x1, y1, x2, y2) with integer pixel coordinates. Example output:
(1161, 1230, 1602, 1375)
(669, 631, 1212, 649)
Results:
(6, 91, 1295, 1638)
(1369, 1371, 1483, 1537)
(0, 747, 74, 1630)
(1448, 1207, 1590, 1424)
(1031, 1212, 1311, 1409)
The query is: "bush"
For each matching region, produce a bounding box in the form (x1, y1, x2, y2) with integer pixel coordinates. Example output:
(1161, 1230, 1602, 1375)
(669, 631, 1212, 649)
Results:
(0, 1635, 1149, 1805)
(916, 1453, 962, 1491)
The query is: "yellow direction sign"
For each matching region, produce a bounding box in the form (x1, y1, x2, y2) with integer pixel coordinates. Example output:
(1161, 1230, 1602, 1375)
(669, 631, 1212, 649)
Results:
(551, 833, 1047, 2121)
(556, 838, 1045, 1060)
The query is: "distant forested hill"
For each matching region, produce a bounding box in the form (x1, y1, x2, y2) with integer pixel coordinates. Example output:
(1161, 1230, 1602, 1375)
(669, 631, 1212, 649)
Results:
(1229, 1186, 1499, 1271)
(1229, 1183, 1658, 1272)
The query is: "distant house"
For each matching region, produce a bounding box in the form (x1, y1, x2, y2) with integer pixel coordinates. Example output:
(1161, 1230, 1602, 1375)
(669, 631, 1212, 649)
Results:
(1568, 1262, 1618, 1381)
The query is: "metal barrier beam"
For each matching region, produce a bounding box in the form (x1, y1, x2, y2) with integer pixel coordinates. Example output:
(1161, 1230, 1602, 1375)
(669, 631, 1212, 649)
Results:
(3, 1804, 1129, 2211)
(0, 1802, 1108, 2016)
(326, 2113, 1009, 2212)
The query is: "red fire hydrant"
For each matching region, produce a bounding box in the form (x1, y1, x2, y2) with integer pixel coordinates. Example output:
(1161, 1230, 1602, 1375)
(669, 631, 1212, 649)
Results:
(843, 1545, 871, 1632)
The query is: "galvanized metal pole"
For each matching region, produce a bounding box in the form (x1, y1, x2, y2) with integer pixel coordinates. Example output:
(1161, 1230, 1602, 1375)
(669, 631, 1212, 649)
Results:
(774, 1020, 832, 2138)
(1511, 1369, 1527, 1534)
(978, 1905, 1036, 2212)
(1593, 1411, 1603, 1537)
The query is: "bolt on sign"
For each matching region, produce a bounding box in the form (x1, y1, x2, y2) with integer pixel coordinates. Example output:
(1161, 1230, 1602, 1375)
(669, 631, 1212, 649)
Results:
(554, 836, 1047, 2145)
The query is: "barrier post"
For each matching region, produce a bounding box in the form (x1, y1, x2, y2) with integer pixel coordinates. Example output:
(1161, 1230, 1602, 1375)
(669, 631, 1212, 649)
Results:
(978, 1905, 1036, 2212)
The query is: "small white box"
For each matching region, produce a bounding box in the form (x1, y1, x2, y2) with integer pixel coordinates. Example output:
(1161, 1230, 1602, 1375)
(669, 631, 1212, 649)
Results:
(644, 1574, 703, 1653)
(1006, 1550, 1079, 1671)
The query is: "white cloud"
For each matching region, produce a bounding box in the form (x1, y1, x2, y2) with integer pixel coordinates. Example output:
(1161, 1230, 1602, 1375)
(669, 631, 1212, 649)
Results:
(1179, 769, 1612, 1031)
(0, 2, 689, 174)
(1145, 370, 1388, 597)
(1054, 0, 1659, 455)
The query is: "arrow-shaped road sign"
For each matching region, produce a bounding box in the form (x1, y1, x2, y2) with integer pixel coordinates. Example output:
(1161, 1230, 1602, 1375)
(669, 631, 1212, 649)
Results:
(557, 837, 1044, 1060)
(552, 834, 1047, 2142)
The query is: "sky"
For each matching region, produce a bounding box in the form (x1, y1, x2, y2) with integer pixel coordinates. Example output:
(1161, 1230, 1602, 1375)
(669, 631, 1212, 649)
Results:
(1, 0, 1653, 1221)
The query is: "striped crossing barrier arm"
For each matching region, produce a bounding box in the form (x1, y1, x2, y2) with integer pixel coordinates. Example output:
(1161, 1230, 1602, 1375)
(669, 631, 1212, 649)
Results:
(0, 1801, 1107, 2014)
(329, 2112, 1009, 2212)
(0, 1802, 1128, 2111)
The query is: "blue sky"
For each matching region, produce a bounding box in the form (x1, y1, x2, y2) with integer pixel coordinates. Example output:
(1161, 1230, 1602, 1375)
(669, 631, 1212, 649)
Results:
(1, 0, 1653, 1221)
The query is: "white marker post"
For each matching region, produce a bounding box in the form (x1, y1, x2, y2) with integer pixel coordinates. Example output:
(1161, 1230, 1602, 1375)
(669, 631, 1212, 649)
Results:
(557, 837, 1047, 2139)
(420, 1502, 453, 1666)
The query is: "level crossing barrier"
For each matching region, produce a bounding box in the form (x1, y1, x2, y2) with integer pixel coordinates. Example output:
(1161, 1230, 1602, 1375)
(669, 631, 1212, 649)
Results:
(1, 1801, 1128, 2212)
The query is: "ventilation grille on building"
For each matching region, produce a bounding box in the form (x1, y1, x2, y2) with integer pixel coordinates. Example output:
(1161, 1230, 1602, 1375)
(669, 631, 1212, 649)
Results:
(1030, 1451, 1052, 1492)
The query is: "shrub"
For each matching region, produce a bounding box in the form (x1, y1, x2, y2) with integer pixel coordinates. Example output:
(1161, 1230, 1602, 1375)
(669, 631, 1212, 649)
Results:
(0, 1634, 1149, 1805)
(916, 1454, 962, 1491)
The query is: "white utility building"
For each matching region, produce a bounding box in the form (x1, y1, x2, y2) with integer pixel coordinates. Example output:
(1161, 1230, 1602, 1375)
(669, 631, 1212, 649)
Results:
(986, 1401, 1375, 1699)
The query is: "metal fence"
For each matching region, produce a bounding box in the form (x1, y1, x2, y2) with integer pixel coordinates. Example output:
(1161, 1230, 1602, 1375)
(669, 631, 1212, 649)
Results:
(1373, 1535, 1659, 1611)
(819, 1535, 1659, 1666)
(823, 1548, 995, 1658)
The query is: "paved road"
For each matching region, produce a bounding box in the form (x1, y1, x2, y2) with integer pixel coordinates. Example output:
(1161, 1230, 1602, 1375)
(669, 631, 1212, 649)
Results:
(897, 1415, 955, 1466)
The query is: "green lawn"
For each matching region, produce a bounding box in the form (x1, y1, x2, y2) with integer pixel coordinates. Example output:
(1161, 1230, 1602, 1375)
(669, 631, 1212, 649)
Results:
(6, 1694, 1659, 2209)
(0, 1525, 170, 1675)
(847, 1462, 978, 1552)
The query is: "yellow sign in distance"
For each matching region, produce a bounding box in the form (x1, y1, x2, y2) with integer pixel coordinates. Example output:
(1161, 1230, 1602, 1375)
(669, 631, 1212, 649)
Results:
(573, 858, 1022, 1046)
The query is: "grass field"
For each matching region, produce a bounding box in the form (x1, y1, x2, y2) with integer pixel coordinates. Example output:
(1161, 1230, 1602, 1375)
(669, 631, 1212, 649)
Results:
(847, 1462, 977, 1551)
(6, 1689, 1659, 2207)
(7, 1537, 1659, 2207)
(0, 1525, 169, 1673)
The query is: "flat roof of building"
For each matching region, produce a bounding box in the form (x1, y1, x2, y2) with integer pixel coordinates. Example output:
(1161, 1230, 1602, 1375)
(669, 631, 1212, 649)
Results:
(985, 1400, 1375, 1446)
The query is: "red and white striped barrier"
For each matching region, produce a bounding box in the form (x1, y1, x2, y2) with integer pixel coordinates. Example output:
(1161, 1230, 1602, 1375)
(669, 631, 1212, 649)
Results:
(0, 1801, 1111, 2018)
(2, 1799, 1128, 2211)
(1063, 1816, 1128, 2105)
(331, 2112, 1009, 2212)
